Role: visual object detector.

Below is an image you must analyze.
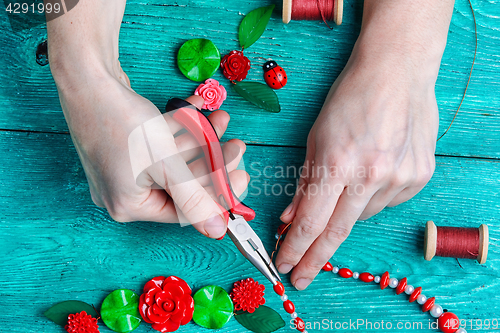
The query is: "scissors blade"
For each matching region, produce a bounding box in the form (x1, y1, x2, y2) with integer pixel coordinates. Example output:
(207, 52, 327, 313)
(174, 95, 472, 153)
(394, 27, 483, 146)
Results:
(227, 214, 281, 285)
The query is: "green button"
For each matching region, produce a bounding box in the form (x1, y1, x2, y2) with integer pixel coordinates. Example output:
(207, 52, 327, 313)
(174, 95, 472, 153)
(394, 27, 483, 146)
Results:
(177, 38, 221, 82)
(101, 289, 142, 332)
(193, 285, 234, 329)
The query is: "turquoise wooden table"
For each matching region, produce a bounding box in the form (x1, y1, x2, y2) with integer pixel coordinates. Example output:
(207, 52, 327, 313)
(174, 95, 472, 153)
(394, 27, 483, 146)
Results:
(0, 0, 499, 332)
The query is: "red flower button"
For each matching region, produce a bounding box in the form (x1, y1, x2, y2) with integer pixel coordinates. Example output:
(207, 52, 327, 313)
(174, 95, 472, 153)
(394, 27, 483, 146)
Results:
(230, 278, 265, 313)
(139, 276, 194, 332)
(65, 311, 99, 333)
(220, 50, 251, 82)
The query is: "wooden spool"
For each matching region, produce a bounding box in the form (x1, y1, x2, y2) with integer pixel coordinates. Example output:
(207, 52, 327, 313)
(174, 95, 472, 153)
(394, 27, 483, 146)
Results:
(282, 0, 343, 25)
(424, 221, 489, 264)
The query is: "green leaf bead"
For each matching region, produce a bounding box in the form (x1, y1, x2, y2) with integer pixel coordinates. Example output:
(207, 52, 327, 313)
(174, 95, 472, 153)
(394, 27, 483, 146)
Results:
(239, 5, 275, 49)
(192, 285, 234, 329)
(177, 38, 221, 82)
(44, 300, 98, 326)
(100, 289, 142, 333)
(232, 81, 281, 112)
(235, 305, 285, 333)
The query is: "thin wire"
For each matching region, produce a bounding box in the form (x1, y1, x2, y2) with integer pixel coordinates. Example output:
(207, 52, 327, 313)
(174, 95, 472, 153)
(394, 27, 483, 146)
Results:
(270, 223, 292, 262)
(437, 0, 477, 142)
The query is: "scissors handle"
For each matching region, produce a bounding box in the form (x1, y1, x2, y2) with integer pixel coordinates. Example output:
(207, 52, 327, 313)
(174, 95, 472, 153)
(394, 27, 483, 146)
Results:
(166, 98, 256, 222)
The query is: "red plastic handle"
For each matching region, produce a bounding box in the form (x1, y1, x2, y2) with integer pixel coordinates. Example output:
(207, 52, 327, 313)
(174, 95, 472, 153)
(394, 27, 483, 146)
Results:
(170, 103, 255, 222)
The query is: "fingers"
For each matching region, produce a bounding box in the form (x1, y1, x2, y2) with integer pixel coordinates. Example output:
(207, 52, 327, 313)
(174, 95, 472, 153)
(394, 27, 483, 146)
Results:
(164, 95, 205, 133)
(274, 174, 344, 276)
(289, 188, 372, 290)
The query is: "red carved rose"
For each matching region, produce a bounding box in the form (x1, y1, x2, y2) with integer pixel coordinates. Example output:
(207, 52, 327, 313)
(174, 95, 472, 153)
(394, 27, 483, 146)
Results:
(139, 276, 194, 332)
(220, 50, 251, 82)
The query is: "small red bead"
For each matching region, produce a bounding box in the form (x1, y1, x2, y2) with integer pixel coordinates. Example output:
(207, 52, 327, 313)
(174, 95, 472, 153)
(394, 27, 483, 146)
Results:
(283, 300, 295, 313)
(273, 282, 285, 296)
(322, 262, 333, 271)
(295, 317, 305, 332)
(409, 287, 422, 303)
(338, 268, 353, 278)
(396, 277, 407, 295)
(359, 272, 374, 283)
(422, 297, 435, 312)
(380, 271, 390, 290)
(277, 223, 290, 235)
(438, 312, 460, 333)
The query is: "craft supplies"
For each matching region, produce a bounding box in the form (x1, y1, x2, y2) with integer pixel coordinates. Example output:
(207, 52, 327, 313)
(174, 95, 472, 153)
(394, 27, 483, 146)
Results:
(424, 221, 488, 264)
(100, 289, 141, 333)
(193, 79, 227, 111)
(282, 0, 343, 26)
(177, 39, 221, 82)
(192, 285, 234, 329)
(263, 60, 288, 89)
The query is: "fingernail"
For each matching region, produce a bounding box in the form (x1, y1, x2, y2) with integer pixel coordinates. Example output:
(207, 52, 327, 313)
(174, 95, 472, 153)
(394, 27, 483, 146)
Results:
(204, 215, 226, 238)
(294, 278, 312, 291)
(278, 264, 293, 274)
(280, 202, 294, 219)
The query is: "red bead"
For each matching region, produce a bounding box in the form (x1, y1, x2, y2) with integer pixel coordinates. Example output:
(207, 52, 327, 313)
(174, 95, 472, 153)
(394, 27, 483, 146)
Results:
(438, 312, 460, 333)
(396, 277, 407, 295)
(273, 282, 285, 296)
(283, 300, 295, 313)
(422, 297, 435, 312)
(359, 272, 374, 283)
(338, 268, 353, 278)
(380, 271, 390, 290)
(322, 262, 333, 271)
(295, 317, 305, 332)
(277, 223, 290, 235)
(409, 287, 422, 303)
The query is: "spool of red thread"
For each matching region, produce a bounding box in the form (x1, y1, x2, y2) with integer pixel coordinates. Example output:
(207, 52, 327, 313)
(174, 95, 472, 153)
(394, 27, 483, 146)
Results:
(424, 221, 489, 264)
(283, 0, 343, 25)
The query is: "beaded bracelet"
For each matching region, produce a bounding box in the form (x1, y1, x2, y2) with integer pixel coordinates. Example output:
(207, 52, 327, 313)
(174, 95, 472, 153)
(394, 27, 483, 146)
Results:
(272, 225, 466, 333)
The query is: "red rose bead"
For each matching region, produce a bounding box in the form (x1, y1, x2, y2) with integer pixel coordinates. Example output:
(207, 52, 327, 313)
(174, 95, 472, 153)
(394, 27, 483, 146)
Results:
(409, 287, 422, 303)
(422, 297, 435, 312)
(438, 312, 460, 333)
(283, 300, 295, 314)
(396, 277, 407, 295)
(322, 262, 333, 271)
(277, 223, 290, 235)
(359, 272, 374, 283)
(220, 50, 251, 82)
(273, 281, 285, 296)
(338, 268, 353, 278)
(380, 271, 390, 290)
(295, 317, 305, 332)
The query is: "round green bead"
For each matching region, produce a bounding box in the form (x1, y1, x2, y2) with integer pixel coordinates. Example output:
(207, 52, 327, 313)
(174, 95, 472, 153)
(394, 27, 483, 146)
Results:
(177, 38, 221, 82)
(193, 285, 234, 329)
(100, 289, 142, 333)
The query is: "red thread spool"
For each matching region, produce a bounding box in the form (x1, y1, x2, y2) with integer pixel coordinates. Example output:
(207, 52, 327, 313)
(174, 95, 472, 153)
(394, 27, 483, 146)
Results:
(283, 0, 343, 26)
(424, 221, 488, 264)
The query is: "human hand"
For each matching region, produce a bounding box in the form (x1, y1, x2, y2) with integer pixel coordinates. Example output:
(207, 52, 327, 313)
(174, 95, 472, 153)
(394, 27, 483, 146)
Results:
(53, 68, 248, 239)
(275, 38, 441, 290)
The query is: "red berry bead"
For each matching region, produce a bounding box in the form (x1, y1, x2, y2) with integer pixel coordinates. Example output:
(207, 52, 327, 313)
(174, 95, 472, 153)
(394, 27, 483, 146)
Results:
(422, 297, 435, 312)
(438, 312, 460, 333)
(359, 272, 374, 283)
(322, 262, 333, 271)
(409, 287, 422, 303)
(273, 281, 285, 296)
(283, 300, 295, 314)
(396, 277, 407, 295)
(380, 271, 390, 290)
(295, 317, 305, 332)
(277, 223, 290, 235)
(338, 268, 353, 278)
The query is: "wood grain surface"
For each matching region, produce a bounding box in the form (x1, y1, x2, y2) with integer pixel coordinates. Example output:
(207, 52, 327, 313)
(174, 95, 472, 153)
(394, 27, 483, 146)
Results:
(0, 0, 499, 332)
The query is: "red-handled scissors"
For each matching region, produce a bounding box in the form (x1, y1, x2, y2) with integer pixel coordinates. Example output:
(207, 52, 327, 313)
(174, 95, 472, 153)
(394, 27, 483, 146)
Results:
(165, 98, 281, 286)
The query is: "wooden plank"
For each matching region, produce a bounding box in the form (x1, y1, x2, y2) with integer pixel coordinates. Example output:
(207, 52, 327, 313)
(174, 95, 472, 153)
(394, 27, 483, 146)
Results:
(0, 130, 498, 332)
(0, 0, 499, 158)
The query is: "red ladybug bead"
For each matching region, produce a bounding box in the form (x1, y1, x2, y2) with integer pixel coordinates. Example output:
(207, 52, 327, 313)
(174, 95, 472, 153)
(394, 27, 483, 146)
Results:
(273, 281, 285, 296)
(263, 60, 287, 89)
(396, 277, 407, 295)
(438, 312, 460, 333)
(422, 297, 435, 312)
(409, 287, 422, 303)
(294, 317, 305, 331)
(338, 268, 353, 278)
(322, 262, 333, 271)
(359, 272, 374, 283)
(283, 300, 295, 313)
(380, 271, 390, 290)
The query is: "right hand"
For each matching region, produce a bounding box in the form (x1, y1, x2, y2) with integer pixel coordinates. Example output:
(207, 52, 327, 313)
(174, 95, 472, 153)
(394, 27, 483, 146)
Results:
(53, 66, 248, 239)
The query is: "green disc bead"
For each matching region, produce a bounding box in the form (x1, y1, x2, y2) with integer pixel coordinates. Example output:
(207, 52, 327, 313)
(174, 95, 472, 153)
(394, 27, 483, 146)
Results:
(193, 285, 234, 329)
(177, 38, 221, 82)
(100, 289, 142, 333)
